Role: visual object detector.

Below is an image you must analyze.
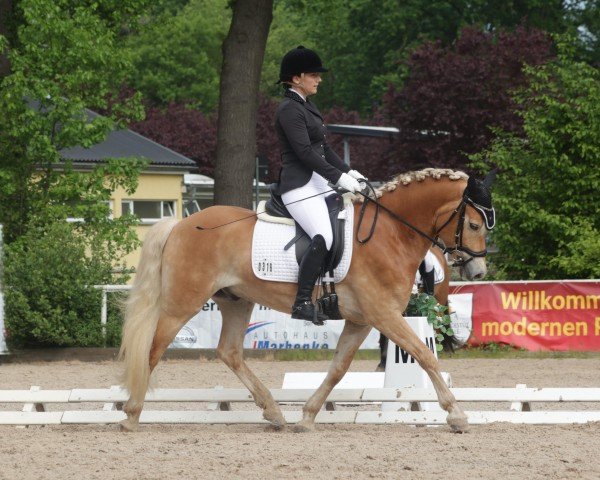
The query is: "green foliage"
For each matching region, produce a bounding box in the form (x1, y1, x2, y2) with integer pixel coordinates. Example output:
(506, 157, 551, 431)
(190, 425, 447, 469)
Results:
(405, 293, 453, 352)
(124, 0, 230, 111)
(3, 222, 126, 347)
(472, 38, 600, 279)
(262, 0, 589, 113)
(0, 0, 148, 239)
(0, 0, 150, 347)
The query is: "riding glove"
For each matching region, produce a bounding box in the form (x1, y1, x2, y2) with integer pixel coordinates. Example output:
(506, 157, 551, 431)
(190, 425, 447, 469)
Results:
(348, 169, 368, 181)
(336, 173, 361, 193)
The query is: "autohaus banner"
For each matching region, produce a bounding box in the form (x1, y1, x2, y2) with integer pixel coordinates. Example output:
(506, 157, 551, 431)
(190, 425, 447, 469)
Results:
(169, 301, 382, 350)
(450, 280, 600, 351)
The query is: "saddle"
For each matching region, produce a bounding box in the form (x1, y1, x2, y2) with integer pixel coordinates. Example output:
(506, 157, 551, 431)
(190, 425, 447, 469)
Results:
(259, 184, 348, 319)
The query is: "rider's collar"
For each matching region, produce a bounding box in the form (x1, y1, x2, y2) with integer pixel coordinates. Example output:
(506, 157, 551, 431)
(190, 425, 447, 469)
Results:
(284, 89, 306, 103)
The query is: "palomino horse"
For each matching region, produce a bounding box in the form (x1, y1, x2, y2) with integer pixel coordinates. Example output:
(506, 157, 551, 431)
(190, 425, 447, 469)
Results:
(377, 247, 455, 371)
(119, 168, 493, 433)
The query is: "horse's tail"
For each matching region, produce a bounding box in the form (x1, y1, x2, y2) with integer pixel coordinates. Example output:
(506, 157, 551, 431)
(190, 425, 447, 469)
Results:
(118, 217, 179, 401)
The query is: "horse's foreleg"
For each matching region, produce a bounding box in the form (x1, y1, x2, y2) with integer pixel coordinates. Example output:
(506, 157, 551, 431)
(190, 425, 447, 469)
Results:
(121, 312, 192, 432)
(294, 321, 372, 432)
(377, 317, 468, 433)
(215, 298, 286, 429)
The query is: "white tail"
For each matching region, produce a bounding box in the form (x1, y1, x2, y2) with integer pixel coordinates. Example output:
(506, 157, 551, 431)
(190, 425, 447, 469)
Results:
(118, 218, 179, 404)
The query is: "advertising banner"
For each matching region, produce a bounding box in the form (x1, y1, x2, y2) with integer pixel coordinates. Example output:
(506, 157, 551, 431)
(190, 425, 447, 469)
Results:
(169, 300, 381, 350)
(449, 281, 600, 351)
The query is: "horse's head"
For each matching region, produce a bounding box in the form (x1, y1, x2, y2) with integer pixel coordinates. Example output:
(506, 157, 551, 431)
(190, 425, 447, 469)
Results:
(436, 172, 496, 281)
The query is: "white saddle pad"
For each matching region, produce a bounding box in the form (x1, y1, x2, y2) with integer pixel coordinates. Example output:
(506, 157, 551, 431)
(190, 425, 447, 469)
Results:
(252, 201, 354, 283)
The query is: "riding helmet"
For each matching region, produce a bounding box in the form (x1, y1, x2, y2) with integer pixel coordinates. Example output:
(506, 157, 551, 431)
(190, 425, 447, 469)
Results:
(278, 46, 328, 83)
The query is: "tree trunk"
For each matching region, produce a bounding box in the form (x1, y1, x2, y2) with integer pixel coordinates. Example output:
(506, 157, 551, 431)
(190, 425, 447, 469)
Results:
(0, 0, 15, 78)
(213, 0, 273, 208)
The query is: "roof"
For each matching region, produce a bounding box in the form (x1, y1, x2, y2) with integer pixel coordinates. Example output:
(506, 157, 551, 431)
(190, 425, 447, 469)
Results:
(59, 109, 196, 168)
(327, 124, 400, 138)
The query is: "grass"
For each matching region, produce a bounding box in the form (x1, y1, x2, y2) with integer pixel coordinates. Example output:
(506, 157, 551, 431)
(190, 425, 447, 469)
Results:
(440, 346, 600, 360)
(252, 347, 600, 361)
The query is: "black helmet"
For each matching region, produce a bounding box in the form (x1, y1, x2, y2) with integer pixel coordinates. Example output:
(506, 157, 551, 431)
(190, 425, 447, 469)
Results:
(278, 45, 328, 83)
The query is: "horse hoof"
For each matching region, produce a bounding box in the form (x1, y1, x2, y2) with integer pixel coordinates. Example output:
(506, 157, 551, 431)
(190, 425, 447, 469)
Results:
(263, 409, 286, 429)
(292, 421, 315, 433)
(447, 413, 469, 433)
(119, 419, 139, 432)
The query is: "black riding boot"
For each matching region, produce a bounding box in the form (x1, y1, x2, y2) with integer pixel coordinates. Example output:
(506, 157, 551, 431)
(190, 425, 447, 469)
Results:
(291, 234, 329, 325)
(419, 261, 436, 295)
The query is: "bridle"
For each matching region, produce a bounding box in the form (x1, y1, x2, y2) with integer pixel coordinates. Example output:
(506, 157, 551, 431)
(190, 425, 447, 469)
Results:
(355, 181, 493, 267)
(432, 195, 490, 267)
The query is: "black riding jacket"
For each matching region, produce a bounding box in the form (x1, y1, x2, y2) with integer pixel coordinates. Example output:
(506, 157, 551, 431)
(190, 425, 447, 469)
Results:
(275, 89, 349, 195)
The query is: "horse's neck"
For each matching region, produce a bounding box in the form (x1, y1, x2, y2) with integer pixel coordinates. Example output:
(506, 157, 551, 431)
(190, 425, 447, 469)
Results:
(381, 179, 462, 230)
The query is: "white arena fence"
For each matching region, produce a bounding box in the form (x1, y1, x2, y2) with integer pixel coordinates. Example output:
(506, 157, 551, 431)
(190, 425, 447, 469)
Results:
(2, 384, 600, 426)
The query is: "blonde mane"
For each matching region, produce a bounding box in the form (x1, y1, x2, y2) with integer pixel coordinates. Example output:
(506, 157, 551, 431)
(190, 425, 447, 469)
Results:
(356, 168, 468, 202)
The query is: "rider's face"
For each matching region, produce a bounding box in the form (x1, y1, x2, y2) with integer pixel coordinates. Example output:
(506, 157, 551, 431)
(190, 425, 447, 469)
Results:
(291, 72, 322, 97)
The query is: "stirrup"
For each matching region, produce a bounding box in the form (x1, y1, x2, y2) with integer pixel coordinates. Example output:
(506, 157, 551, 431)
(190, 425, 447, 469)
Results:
(291, 301, 328, 325)
(317, 293, 343, 320)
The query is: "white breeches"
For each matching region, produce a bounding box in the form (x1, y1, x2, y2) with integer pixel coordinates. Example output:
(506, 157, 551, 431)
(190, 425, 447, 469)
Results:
(281, 171, 333, 250)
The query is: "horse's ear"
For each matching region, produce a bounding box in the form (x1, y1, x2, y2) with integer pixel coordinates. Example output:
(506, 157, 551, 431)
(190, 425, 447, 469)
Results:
(483, 169, 497, 188)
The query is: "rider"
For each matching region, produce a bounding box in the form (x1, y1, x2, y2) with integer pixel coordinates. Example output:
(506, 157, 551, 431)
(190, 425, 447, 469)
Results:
(275, 45, 367, 325)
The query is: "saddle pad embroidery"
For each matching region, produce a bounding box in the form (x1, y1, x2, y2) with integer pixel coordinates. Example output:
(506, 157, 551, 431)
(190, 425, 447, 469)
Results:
(252, 203, 354, 283)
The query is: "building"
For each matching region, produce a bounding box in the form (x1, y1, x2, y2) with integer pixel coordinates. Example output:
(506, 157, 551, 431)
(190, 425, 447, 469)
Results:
(60, 109, 197, 272)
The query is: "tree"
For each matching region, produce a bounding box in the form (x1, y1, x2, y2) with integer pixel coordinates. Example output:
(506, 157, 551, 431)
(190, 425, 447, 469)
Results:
(124, 0, 230, 112)
(213, 0, 273, 208)
(379, 25, 554, 173)
(0, 0, 150, 346)
(472, 39, 600, 279)
(0, 0, 148, 239)
(261, 0, 580, 113)
(0, 0, 17, 77)
(131, 102, 217, 176)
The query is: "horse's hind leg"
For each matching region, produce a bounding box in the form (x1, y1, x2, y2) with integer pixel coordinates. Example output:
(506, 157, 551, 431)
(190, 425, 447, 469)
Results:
(121, 311, 196, 432)
(215, 297, 286, 429)
(295, 321, 372, 432)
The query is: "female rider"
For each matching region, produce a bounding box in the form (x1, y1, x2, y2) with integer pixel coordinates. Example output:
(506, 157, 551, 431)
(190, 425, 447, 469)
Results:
(275, 46, 366, 324)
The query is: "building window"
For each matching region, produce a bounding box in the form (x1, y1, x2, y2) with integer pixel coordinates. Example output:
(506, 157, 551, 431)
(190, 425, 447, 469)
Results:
(122, 200, 176, 224)
(183, 200, 201, 217)
(67, 201, 113, 223)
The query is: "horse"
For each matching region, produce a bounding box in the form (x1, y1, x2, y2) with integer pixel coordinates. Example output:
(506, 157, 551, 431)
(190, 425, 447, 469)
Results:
(118, 168, 494, 433)
(377, 247, 454, 371)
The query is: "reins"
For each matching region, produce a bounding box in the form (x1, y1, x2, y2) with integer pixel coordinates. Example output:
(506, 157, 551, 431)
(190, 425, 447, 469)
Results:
(195, 189, 337, 231)
(195, 179, 488, 265)
(354, 181, 488, 264)
(355, 181, 452, 253)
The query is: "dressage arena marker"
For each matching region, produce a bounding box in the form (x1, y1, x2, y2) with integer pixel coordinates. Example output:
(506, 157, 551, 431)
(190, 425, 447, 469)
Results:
(2, 385, 600, 426)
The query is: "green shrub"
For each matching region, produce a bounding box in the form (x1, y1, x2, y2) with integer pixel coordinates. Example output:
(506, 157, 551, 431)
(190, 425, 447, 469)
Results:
(3, 222, 127, 348)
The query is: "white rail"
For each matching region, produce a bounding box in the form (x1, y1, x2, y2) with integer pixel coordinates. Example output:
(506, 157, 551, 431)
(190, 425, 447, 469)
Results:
(1, 385, 600, 426)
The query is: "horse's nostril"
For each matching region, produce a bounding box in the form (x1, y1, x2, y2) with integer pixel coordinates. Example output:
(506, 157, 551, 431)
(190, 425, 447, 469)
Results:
(473, 272, 485, 280)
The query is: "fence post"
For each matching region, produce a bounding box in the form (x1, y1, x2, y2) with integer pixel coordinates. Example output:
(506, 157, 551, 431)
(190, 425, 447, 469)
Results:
(101, 286, 107, 345)
(0, 224, 8, 354)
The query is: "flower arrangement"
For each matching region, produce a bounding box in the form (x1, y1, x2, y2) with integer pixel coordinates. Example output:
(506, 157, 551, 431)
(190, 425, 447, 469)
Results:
(404, 292, 454, 352)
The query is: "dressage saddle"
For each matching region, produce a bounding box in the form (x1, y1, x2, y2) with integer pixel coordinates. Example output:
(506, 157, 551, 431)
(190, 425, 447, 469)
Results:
(264, 184, 347, 319)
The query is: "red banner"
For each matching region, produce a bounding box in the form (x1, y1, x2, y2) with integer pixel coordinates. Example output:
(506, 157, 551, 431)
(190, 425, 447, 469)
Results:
(449, 281, 600, 351)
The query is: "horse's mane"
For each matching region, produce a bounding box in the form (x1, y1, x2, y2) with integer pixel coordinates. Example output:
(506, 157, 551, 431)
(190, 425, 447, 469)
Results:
(356, 168, 468, 203)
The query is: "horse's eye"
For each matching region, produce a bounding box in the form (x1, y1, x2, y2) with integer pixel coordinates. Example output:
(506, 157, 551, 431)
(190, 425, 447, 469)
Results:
(469, 222, 480, 231)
